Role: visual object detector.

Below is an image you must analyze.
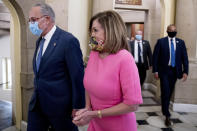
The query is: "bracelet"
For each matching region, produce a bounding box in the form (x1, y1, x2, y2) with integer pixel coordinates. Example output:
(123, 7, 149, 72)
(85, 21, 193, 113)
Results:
(97, 110, 102, 118)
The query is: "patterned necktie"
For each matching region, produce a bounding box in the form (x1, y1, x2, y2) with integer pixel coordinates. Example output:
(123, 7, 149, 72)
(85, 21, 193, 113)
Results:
(138, 42, 142, 64)
(170, 38, 175, 67)
(36, 38, 45, 71)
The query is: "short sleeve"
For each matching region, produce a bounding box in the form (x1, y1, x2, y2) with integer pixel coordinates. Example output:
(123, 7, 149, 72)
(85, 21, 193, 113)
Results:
(119, 51, 143, 105)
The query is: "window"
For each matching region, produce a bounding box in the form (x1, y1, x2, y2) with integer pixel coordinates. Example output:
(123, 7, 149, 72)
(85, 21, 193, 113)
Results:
(1, 57, 12, 89)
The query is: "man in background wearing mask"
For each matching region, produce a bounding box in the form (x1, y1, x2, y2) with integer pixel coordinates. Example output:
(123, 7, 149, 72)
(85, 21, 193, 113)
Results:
(129, 30, 152, 87)
(153, 24, 189, 127)
(27, 3, 85, 131)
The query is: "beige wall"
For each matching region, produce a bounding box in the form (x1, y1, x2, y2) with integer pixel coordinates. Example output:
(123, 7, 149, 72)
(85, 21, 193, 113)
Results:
(67, 0, 92, 59)
(46, 0, 68, 30)
(92, 0, 113, 15)
(175, 0, 196, 59)
(173, 0, 197, 105)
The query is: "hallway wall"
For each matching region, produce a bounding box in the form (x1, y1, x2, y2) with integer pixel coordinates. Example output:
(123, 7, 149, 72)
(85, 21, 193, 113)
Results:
(173, 0, 197, 106)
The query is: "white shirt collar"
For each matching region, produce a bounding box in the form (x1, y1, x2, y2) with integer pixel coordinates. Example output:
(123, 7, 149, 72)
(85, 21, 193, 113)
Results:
(43, 25, 56, 40)
(168, 36, 176, 41)
(135, 40, 142, 43)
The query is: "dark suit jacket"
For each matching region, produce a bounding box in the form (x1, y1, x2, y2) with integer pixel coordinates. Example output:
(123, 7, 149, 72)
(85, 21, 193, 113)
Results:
(152, 36, 189, 79)
(29, 26, 85, 117)
(129, 40, 152, 70)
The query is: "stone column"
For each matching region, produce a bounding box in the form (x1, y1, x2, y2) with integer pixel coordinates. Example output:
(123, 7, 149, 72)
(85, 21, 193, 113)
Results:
(172, 0, 197, 112)
(47, 0, 92, 60)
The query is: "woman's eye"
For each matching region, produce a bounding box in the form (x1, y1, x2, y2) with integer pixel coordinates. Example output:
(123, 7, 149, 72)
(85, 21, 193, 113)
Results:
(94, 29, 98, 32)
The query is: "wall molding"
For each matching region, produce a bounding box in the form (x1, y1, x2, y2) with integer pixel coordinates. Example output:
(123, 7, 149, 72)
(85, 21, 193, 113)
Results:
(172, 103, 197, 113)
(143, 83, 157, 93)
(21, 121, 27, 131)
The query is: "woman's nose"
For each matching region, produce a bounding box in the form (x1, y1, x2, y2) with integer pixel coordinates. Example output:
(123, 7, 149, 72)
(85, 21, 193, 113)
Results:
(91, 32, 95, 37)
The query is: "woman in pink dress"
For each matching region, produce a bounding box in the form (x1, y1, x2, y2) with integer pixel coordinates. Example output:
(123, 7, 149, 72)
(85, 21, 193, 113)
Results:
(73, 10, 143, 131)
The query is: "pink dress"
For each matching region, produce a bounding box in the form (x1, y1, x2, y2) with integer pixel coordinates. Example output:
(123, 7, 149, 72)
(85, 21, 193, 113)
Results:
(84, 49, 143, 131)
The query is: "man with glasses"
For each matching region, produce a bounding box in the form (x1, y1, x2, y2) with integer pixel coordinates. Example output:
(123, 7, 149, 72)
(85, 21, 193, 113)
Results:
(27, 3, 85, 131)
(153, 24, 189, 127)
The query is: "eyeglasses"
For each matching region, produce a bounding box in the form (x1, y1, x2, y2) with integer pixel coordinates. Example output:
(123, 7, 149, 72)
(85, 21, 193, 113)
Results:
(28, 15, 48, 24)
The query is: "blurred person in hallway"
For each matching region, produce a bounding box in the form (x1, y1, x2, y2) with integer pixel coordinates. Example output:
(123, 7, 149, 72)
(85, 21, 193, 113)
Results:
(129, 30, 153, 87)
(27, 3, 85, 131)
(72, 10, 143, 131)
(153, 24, 189, 127)
(130, 36, 135, 41)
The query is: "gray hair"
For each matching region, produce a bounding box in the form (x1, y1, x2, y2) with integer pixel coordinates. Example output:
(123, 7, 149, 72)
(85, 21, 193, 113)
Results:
(34, 3, 55, 22)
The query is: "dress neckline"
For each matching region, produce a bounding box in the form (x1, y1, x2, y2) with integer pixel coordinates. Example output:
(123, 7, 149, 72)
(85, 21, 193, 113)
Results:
(98, 52, 109, 59)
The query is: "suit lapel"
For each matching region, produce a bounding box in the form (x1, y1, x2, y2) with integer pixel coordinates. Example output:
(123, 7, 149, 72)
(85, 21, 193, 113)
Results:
(38, 27, 61, 73)
(175, 38, 179, 59)
(142, 40, 146, 56)
(165, 37, 170, 61)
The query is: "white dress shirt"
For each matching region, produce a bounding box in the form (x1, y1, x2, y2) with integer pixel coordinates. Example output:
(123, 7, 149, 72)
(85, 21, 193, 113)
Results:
(36, 25, 57, 59)
(168, 37, 176, 65)
(134, 40, 144, 63)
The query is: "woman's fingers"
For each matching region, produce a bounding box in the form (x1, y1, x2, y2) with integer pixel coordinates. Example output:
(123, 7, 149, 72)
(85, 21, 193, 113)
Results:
(75, 108, 88, 116)
(73, 118, 87, 126)
(73, 115, 82, 121)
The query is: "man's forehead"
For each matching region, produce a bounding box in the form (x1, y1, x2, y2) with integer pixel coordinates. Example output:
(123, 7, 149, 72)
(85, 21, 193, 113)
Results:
(169, 26, 176, 30)
(136, 31, 142, 34)
(29, 6, 41, 16)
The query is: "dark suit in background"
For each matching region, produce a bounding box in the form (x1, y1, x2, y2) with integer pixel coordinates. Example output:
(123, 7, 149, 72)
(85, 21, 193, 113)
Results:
(153, 36, 188, 122)
(129, 40, 152, 86)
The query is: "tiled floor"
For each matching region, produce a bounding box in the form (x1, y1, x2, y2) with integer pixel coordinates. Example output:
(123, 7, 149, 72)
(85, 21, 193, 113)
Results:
(0, 84, 12, 102)
(136, 90, 197, 131)
(78, 90, 197, 131)
(1, 90, 197, 131)
(0, 100, 12, 131)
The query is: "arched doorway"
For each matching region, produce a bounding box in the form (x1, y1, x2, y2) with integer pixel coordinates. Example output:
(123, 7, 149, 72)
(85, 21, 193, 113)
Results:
(2, 0, 25, 129)
(0, 1, 12, 130)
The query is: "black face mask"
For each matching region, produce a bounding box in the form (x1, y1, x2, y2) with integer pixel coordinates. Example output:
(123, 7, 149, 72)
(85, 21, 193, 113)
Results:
(167, 31, 177, 38)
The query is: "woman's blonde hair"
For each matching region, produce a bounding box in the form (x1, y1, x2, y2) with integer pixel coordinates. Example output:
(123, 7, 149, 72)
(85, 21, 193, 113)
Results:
(89, 10, 129, 54)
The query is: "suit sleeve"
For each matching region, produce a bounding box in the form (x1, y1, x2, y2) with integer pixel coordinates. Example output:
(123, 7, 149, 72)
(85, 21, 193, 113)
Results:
(64, 37, 85, 109)
(152, 39, 161, 73)
(147, 41, 153, 67)
(181, 40, 189, 74)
